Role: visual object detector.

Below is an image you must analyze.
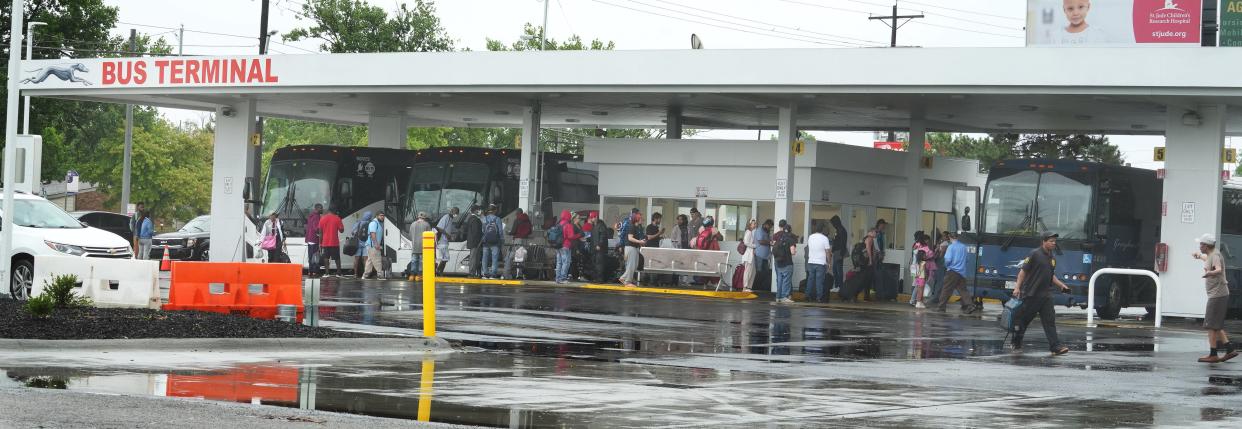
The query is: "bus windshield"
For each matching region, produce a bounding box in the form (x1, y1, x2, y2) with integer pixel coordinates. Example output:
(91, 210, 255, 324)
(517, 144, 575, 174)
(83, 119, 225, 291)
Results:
(261, 160, 336, 235)
(983, 169, 1092, 240)
(406, 162, 489, 221)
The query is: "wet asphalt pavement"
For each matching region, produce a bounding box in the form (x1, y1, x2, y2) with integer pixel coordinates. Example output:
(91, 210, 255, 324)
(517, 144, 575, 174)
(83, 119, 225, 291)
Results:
(6, 278, 1242, 428)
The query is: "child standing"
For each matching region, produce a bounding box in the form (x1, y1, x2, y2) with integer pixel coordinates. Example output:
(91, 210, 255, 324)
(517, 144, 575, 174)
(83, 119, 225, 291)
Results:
(1192, 234, 1236, 363)
(910, 232, 932, 309)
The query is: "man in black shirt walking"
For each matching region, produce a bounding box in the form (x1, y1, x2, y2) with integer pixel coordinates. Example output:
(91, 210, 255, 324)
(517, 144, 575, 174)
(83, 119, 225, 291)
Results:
(1011, 233, 1071, 355)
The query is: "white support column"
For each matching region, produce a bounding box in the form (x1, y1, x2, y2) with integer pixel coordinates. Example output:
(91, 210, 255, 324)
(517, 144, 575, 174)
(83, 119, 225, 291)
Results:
(774, 106, 797, 226)
(1159, 104, 1226, 317)
(519, 104, 541, 214)
(903, 119, 927, 270)
(367, 112, 407, 149)
(210, 101, 257, 262)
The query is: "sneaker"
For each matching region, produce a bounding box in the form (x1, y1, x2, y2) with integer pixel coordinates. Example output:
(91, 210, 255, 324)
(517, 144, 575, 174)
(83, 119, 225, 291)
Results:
(962, 305, 980, 315)
(1052, 346, 1070, 356)
(1220, 352, 1240, 363)
(915, 302, 926, 309)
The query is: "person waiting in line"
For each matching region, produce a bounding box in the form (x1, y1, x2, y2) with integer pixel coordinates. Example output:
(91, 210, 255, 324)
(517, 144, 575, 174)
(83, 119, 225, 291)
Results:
(932, 230, 951, 301)
(741, 219, 758, 293)
(935, 231, 980, 314)
(137, 209, 154, 260)
(569, 212, 589, 281)
(305, 204, 323, 277)
(689, 208, 703, 238)
(805, 223, 832, 303)
(909, 231, 933, 309)
(694, 216, 724, 286)
(1192, 234, 1237, 363)
(480, 204, 505, 280)
(434, 207, 459, 275)
(644, 213, 666, 286)
(555, 209, 585, 284)
(259, 212, 287, 263)
(131, 202, 146, 254)
(669, 214, 691, 250)
(1010, 232, 1069, 355)
(317, 206, 345, 277)
(463, 205, 484, 279)
(619, 211, 646, 287)
(829, 216, 847, 293)
(588, 211, 611, 283)
(866, 219, 888, 301)
(503, 207, 533, 280)
(771, 220, 798, 303)
(754, 219, 774, 292)
(351, 212, 372, 277)
(361, 212, 387, 279)
(407, 211, 433, 280)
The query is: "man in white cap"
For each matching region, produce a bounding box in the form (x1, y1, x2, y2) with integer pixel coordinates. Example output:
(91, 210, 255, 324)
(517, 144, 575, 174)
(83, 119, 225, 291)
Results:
(407, 212, 433, 280)
(1192, 233, 1236, 363)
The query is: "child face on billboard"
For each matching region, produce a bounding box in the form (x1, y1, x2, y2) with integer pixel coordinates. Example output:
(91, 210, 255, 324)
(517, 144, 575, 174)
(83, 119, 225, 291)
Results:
(1063, 0, 1091, 28)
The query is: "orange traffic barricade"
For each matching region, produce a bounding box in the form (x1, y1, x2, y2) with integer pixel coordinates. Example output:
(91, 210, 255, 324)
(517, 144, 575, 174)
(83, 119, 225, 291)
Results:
(164, 261, 304, 322)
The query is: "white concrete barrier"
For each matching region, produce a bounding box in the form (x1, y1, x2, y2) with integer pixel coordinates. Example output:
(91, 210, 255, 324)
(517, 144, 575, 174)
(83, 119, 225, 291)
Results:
(32, 256, 160, 309)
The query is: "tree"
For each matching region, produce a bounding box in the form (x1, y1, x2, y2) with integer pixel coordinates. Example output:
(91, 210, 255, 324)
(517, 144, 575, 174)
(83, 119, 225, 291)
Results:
(285, 0, 453, 53)
(84, 121, 213, 223)
(929, 132, 1122, 172)
(485, 23, 615, 52)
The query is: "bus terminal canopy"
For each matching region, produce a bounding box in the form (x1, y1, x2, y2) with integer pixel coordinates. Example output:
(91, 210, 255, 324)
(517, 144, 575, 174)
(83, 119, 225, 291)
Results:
(16, 47, 1242, 135)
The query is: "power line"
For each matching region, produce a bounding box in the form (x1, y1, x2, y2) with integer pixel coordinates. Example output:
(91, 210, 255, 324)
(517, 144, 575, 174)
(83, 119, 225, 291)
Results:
(779, 0, 1023, 40)
(117, 20, 318, 53)
(622, 0, 862, 46)
(647, 0, 884, 46)
(901, 0, 1026, 22)
(912, 20, 1023, 39)
(587, 0, 854, 47)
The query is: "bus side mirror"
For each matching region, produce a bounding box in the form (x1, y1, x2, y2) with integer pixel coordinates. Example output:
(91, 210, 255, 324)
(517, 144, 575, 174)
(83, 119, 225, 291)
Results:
(385, 182, 398, 204)
(243, 178, 253, 201)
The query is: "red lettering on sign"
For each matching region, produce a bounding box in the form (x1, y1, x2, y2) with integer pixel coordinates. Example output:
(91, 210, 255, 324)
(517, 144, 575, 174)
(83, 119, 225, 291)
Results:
(184, 60, 200, 84)
(264, 58, 278, 83)
(169, 60, 184, 84)
(229, 59, 246, 83)
(101, 62, 116, 85)
(201, 60, 218, 83)
(246, 59, 263, 83)
(154, 60, 169, 84)
(133, 61, 147, 84)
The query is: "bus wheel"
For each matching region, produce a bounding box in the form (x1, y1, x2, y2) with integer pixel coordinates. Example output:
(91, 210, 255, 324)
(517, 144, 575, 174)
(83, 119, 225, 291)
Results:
(1095, 284, 1123, 320)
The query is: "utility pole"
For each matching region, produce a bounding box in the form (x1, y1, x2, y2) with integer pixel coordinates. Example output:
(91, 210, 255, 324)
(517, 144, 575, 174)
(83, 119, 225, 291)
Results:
(869, 3, 924, 47)
(178, 24, 184, 55)
(120, 29, 136, 215)
(251, 0, 271, 213)
(540, 0, 549, 50)
(22, 21, 46, 134)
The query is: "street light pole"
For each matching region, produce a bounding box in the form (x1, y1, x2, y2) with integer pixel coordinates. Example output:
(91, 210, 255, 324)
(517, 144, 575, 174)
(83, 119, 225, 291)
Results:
(4, 0, 29, 300)
(540, 0, 549, 50)
(22, 21, 46, 134)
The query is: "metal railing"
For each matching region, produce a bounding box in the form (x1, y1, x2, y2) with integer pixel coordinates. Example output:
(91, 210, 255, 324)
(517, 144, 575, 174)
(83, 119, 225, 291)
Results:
(1087, 268, 1162, 328)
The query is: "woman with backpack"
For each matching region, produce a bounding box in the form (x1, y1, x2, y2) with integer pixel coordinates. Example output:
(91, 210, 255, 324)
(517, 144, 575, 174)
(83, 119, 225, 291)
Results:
(910, 231, 934, 309)
(259, 212, 287, 264)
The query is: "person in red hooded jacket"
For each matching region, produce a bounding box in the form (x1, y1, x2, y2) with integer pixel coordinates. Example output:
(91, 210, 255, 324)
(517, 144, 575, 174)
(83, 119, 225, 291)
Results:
(555, 210, 584, 284)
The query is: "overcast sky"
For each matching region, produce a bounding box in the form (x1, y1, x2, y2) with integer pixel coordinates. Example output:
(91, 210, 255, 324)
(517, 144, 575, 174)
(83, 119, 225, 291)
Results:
(100, 0, 1232, 171)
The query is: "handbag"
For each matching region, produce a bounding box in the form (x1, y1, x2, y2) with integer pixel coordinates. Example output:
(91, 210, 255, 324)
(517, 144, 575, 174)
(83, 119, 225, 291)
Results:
(260, 233, 277, 251)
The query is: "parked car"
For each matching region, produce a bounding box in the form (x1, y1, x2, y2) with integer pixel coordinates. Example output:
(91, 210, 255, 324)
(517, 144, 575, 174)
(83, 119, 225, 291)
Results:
(3, 192, 134, 300)
(149, 215, 260, 262)
(71, 211, 133, 241)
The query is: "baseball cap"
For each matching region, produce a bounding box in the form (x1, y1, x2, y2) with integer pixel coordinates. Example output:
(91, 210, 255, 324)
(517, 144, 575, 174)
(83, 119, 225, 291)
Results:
(1041, 232, 1059, 241)
(1197, 233, 1218, 246)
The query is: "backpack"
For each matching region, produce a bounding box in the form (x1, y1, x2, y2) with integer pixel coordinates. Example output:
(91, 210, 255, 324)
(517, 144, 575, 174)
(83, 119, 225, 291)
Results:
(546, 224, 564, 249)
(851, 242, 869, 269)
(482, 216, 501, 245)
(772, 232, 792, 260)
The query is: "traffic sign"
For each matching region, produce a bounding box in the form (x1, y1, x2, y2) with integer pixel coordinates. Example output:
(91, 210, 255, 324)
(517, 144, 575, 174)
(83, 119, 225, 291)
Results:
(65, 170, 80, 195)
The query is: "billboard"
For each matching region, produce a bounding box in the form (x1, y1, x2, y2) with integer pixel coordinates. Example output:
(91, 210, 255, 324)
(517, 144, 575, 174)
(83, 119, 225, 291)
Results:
(1224, 0, 1242, 46)
(1026, 0, 1203, 46)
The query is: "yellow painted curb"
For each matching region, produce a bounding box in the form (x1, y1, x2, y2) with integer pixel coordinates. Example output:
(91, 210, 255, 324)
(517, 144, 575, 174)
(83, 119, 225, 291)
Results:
(581, 284, 757, 300)
(438, 277, 523, 286)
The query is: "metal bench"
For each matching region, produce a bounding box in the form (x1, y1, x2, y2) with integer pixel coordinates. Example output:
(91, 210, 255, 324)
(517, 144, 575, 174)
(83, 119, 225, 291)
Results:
(638, 247, 732, 291)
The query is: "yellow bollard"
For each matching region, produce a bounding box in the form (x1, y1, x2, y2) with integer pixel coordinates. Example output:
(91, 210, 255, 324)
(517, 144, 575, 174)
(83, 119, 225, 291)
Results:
(421, 231, 437, 337)
(417, 359, 435, 421)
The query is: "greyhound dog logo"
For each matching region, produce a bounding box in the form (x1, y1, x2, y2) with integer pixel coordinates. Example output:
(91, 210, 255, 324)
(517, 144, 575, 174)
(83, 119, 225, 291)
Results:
(21, 63, 93, 86)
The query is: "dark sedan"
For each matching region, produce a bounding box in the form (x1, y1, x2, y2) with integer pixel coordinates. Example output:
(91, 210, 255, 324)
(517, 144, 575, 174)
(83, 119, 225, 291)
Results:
(150, 215, 211, 261)
(71, 211, 133, 241)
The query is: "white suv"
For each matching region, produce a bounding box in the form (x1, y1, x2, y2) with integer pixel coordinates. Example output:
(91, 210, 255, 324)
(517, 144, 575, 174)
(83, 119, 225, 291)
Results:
(2, 192, 133, 299)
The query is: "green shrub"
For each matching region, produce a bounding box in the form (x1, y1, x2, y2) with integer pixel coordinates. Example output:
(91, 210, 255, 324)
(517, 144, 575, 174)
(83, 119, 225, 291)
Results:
(24, 294, 54, 318)
(42, 274, 91, 308)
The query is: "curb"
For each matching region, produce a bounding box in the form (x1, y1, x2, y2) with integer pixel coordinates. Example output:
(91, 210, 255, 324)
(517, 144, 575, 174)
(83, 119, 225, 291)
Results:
(0, 337, 450, 353)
